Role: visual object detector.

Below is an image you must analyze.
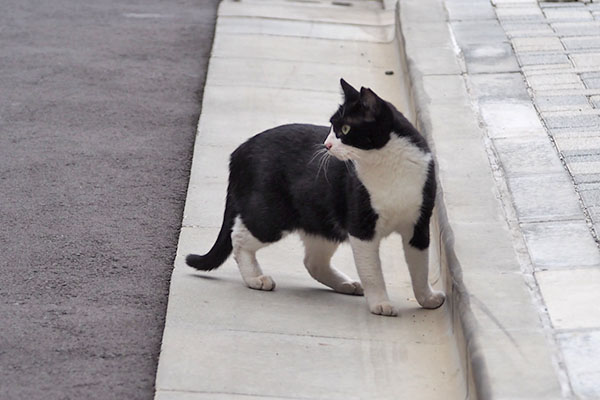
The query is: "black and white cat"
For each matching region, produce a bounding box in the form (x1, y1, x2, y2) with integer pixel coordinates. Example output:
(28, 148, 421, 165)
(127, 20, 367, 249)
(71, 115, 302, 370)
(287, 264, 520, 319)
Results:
(186, 79, 445, 316)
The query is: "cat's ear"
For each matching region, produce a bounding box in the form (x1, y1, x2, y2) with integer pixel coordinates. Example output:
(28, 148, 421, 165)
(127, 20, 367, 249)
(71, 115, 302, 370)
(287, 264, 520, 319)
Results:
(359, 87, 381, 112)
(340, 78, 359, 102)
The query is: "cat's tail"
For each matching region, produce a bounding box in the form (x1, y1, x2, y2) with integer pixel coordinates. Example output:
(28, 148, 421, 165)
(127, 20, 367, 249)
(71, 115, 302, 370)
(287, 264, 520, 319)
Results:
(185, 193, 235, 271)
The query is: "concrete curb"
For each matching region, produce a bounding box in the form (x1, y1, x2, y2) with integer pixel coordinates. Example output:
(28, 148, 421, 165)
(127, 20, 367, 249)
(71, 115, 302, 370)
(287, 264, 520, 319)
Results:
(395, 0, 564, 398)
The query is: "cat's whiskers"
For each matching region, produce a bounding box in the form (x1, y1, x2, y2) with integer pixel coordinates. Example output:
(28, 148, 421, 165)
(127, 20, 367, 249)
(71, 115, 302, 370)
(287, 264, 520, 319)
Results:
(323, 152, 332, 184)
(308, 147, 328, 165)
(315, 151, 331, 184)
(343, 160, 353, 174)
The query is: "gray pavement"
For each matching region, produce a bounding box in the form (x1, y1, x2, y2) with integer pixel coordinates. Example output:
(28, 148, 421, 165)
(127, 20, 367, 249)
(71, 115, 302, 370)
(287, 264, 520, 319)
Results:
(154, 1, 466, 399)
(496, 2, 600, 397)
(405, 0, 600, 398)
(155, 0, 600, 399)
(0, 1, 218, 399)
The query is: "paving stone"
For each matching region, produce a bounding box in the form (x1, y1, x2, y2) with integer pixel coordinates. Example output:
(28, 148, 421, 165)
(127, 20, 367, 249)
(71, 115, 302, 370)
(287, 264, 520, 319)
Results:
(588, 205, 600, 226)
(506, 173, 584, 221)
(581, 72, 600, 89)
(521, 63, 573, 73)
(572, 173, 600, 184)
(512, 36, 564, 52)
(568, 160, 600, 175)
(537, 269, 600, 330)
(549, 126, 600, 138)
(578, 180, 600, 191)
(517, 52, 571, 66)
(534, 94, 591, 112)
(492, 0, 537, 4)
(502, 21, 554, 37)
(555, 136, 600, 152)
(445, 0, 496, 20)
(493, 137, 565, 175)
(521, 220, 600, 269)
(552, 21, 600, 36)
(543, 113, 600, 129)
(479, 101, 547, 138)
(556, 330, 600, 400)
(468, 72, 530, 101)
(462, 43, 521, 73)
(562, 147, 600, 159)
(583, 77, 600, 89)
(450, 20, 509, 45)
(543, 8, 593, 21)
(496, 7, 545, 20)
(579, 187, 600, 205)
(570, 52, 600, 68)
(561, 36, 600, 50)
(526, 72, 584, 90)
(539, 2, 587, 8)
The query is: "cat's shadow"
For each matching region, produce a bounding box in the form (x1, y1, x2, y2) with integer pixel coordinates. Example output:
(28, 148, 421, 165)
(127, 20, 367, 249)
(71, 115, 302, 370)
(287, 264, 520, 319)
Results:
(187, 271, 350, 298)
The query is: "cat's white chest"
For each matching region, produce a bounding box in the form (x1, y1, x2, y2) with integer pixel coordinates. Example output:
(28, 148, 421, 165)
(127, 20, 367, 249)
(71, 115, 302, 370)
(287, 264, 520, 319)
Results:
(355, 137, 431, 237)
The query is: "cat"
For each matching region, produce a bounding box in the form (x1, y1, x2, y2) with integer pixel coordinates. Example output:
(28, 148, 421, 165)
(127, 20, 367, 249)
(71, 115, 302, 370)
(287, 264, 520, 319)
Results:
(186, 79, 445, 316)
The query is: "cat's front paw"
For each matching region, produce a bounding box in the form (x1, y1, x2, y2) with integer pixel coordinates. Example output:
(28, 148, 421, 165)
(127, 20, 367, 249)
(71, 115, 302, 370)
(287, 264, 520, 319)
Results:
(370, 301, 398, 317)
(417, 290, 446, 309)
(246, 275, 276, 291)
(337, 281, 364, 296)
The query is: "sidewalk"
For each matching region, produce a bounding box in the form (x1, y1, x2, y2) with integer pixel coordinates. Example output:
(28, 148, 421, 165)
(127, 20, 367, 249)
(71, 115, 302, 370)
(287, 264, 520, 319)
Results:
(401, 0, 600, 398)
(154, 1, 464, 399)
(154, 0, 600, 399)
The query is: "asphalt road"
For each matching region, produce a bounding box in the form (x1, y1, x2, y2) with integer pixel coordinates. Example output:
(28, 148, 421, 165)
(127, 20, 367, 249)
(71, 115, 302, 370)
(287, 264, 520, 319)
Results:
(0, 1, 219, 398)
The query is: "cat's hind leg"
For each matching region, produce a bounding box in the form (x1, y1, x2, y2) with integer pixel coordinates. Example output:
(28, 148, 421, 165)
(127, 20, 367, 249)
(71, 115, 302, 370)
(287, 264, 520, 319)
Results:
(231, 216, 275, 291)
(300, 233, 363, 296)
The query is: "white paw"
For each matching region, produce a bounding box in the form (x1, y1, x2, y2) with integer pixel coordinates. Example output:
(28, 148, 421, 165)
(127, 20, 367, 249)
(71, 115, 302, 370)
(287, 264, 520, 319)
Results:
(370, 301, 398, 317)
(246, 275, 276, 291)
(418, 290, 446, 309)
(337, 281, 364, 296)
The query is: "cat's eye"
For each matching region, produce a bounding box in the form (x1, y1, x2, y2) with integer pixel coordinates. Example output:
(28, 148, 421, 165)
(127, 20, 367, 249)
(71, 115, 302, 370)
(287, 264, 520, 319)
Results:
(341, 125, 351, 135)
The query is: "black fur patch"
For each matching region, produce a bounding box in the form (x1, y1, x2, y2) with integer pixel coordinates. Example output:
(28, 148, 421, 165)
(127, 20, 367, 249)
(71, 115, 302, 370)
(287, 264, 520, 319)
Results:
(409, 160, 436, 250)
(227, 124, 379, 243)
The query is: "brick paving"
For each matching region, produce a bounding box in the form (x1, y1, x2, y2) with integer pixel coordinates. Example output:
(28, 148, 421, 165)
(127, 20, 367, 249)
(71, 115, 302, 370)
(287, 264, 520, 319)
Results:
(493, 1, 600, 397)
(501, 1, 600, 240)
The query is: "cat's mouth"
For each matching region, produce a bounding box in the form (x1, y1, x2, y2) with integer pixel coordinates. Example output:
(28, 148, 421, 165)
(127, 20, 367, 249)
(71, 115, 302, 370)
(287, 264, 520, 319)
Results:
(327, 148, 353, 162)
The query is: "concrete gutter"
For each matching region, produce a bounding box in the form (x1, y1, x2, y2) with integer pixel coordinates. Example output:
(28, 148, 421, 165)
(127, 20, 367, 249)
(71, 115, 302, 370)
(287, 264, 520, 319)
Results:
(395, 0, 564, 398)
(154, 1, 466, 399)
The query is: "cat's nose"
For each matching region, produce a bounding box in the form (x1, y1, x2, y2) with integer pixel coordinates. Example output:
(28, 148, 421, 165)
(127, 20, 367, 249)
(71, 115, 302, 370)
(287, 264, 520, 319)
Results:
(325, 142, 333, 150)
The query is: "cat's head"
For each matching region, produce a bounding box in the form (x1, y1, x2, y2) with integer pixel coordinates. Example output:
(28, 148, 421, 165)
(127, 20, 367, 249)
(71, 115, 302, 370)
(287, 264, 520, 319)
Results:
(324, 79, 393, 161)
